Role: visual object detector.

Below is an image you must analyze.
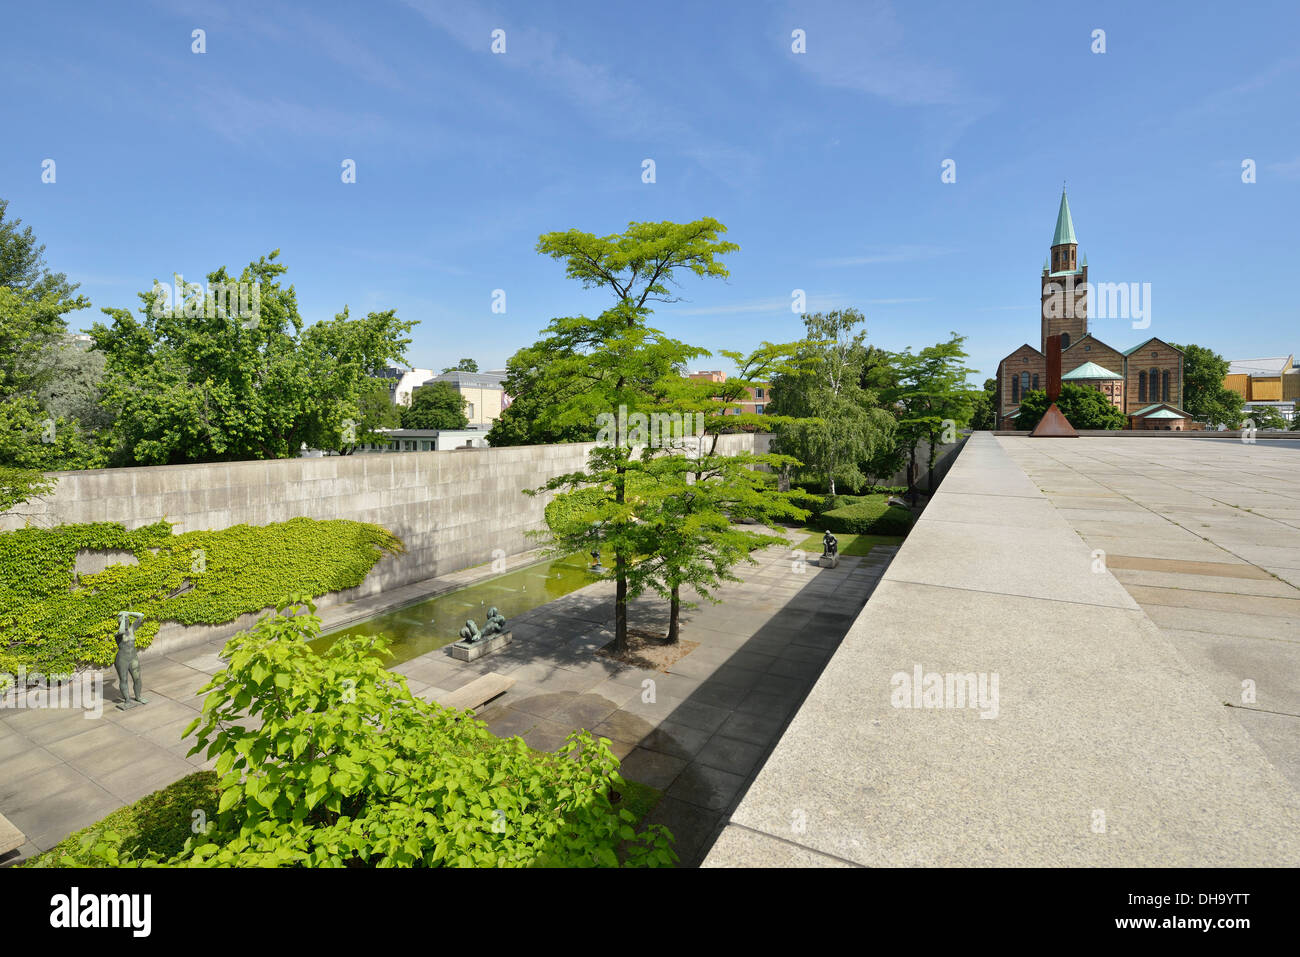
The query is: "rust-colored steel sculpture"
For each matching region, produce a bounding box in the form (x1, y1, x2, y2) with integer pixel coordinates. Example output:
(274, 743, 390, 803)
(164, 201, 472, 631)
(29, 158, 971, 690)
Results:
(1030, 333, 1078, 437)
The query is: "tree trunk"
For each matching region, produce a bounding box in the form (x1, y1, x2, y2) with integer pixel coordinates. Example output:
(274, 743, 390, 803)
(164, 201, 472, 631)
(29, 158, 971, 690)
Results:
(907, 444, 918, 505)
(666, 585, 680, 644)
(614, 551, 628, 653)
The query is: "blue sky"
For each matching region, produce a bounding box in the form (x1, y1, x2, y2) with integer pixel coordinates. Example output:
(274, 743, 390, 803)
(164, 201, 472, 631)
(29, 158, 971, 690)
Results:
(3, 0, 1297, 383)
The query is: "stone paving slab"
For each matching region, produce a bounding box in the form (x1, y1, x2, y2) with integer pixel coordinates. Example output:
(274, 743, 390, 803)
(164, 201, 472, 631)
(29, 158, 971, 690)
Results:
(707, 434, 1300, 867)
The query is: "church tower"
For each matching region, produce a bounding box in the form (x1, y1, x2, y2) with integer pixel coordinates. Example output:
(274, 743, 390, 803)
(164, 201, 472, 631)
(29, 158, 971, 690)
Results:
(1041, 189, 1088, 354)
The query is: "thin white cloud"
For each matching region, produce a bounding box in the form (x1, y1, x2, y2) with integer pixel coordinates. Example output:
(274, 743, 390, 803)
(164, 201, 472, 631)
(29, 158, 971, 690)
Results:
(1265, 156, 1300, 180)
(783, 0, 966, 107)
(399, 0, 760, 186)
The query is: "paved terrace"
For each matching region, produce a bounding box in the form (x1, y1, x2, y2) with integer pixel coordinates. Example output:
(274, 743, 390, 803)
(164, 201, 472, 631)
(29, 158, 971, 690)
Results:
(705, 433, 1300, 867)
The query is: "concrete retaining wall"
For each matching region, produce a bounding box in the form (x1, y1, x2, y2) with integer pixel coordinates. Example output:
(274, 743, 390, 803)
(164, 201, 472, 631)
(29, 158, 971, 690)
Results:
(3, 433, 771, 654)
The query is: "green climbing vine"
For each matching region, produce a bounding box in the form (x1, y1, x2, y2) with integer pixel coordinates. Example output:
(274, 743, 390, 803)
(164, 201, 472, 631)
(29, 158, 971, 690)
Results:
(0, 518, 403, 675)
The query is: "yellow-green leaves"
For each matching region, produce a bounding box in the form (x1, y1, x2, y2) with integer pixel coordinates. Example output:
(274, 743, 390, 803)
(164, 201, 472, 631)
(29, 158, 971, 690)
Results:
(145, 601, 676, 868)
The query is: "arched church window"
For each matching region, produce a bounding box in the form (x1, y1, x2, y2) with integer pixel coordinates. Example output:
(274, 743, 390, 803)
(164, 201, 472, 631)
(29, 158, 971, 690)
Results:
(1162, 370, 1170, 402)
(1032, 374, 1039, 390)
(1021, 372, 1030, 396)
(1150, 368, 1160, 402)
(1139, 371, 1147, 402)
(1012, 374, 1019, 402)
(1061, 333, 1070, 349)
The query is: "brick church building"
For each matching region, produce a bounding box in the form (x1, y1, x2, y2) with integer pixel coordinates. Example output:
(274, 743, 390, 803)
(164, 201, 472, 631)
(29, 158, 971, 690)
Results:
(997, 191, 1189, 430)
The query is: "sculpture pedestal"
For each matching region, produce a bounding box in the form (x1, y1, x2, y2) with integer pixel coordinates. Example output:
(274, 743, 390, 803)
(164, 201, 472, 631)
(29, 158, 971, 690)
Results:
(819, 554, 839, 568)
(449, 631, 513, 662)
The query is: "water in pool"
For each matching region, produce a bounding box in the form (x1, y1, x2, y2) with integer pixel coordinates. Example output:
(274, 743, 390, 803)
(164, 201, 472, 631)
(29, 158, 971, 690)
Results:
(311, 554, 599, 665)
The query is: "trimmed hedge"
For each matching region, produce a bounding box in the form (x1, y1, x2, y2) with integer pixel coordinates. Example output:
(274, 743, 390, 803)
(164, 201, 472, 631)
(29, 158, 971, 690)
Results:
(812, 494, 913, 536)
(0, 518, 403, 676)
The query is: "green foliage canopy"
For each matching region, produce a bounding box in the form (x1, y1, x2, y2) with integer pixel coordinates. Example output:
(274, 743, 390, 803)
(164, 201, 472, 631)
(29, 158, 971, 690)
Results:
(768, 309, 897, 495)
(91, 252, 414, 464)
(1171, 342, 1244, 428)
(401, 380, 469, 431)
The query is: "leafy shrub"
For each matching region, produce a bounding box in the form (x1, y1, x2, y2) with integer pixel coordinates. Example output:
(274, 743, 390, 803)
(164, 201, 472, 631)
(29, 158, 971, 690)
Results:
(813, 495, 912, 536)
(68, 599, 676, 868)
(0, 518, 403, 675)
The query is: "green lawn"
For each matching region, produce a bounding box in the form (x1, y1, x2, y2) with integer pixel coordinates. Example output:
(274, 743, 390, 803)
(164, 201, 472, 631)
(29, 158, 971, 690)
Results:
(795, 530, 905, 557)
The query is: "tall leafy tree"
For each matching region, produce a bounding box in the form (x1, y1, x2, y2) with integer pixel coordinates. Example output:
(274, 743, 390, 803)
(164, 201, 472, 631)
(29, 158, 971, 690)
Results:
(1171, 343, 1245, 428)
(401, 381, 469, 430)
(488, 342, 599, 446)
(442, 358, 478, 373)
(967, 377, 998, 431)
(0, 200, 97, 471)
(884, 334, 975, 500)
(768, 309, 895, 495)
(526, 218, 737, 653)
(92, 252, 414, 464)
(626, 437, 805, 644)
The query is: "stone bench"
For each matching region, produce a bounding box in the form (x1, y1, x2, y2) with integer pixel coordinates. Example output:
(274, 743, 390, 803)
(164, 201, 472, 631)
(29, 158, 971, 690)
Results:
(434, 673, 516, 712)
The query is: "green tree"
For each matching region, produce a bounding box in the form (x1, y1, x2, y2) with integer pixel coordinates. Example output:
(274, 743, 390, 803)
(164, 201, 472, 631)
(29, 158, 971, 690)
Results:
(1013, 384, 1126, 430)
(0, 200, 97, 470)
(616, 344, 809, 643)
(768, 309, 896, 496)
(442, 358, 478, 373)
(92, 253, 414, 464)
(332, 377, 403, 454)
(626, 443, 805, 643)
(401, 381, 469, 430)
(37, 337, 112, 433)
(1171, 343, 1244, 428)
(488, 342, 599, 446)
(967, 377, 998, 431)
(1245, 406, 1288, 431)
(884, 335, 975, 500)
(525, 218, 737, 653)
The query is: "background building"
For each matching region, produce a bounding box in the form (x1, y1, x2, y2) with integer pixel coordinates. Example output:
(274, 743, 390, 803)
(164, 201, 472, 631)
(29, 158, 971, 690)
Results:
(423, 370, 508, 429)
(348, 428, 490, 453)
(688, 370, 772, 415)
(376, 367, 434, 407)
(1224, 356, 1299, 423)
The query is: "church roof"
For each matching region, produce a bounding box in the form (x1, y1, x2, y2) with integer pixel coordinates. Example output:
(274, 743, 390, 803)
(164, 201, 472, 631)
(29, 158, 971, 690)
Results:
(1123, 337, 1183, 356)
(1062, 361, 1123, 380)
(1052, 189, 1077, 247)
(1130, 402, 1191, 418)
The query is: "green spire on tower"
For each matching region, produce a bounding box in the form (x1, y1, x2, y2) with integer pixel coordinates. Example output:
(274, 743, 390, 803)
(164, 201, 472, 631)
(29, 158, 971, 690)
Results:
(1052, 189, 1077, 247)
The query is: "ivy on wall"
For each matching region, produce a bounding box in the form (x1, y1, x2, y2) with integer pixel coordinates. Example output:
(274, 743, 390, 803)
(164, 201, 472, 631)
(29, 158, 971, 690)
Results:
(0, 518, 403, 675)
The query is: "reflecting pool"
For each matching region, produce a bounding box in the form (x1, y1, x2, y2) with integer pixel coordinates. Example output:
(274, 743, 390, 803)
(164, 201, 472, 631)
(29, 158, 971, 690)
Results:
(311, 554, 598, 665)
